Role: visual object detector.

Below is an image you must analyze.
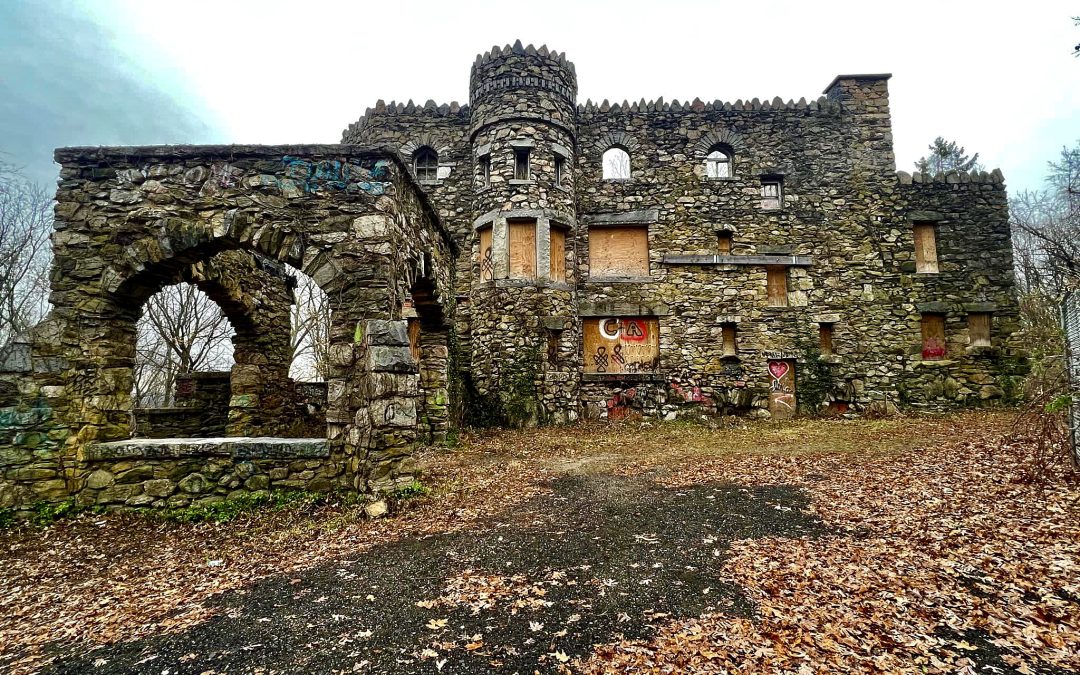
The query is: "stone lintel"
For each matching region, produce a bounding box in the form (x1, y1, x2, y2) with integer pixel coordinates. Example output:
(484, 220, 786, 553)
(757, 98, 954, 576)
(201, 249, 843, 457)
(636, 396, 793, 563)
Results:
(917, 302, 950, 314)
(84, 437, 330, 462)
(963, 302, 998, 313)
(542, 316, 570, 331)
(663, 254, 813, 266)
(474, 142, 492, 157)
(815, 313, 842, 324)
(909, 210, 945, 222)
(587, 209, 660, 226)
(551, 142, 571, 158)
(473, 207, 575, 230)
(508, 138, 535, 148)
(581, 372, 666, 383)
(579, 302, 671, 317)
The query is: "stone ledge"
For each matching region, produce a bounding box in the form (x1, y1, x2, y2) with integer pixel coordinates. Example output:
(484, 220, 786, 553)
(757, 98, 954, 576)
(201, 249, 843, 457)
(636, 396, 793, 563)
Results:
(579, 302, 671, 317)
(84, 437, 330, 462)
(586, 209, 660, 225)
(581, 372, 666, 383)
(663, 254, 813, 266)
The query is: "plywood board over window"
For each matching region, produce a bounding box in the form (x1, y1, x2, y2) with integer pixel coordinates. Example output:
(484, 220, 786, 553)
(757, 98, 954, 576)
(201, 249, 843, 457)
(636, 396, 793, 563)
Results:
(921, 313, 946, 360)
(478, 226, 494, 281)
(549, 227, 566, 282)
(508, 219, 537, 279)
(914, 222, 939, 273)
(968, 312, 992, 347)
(766, 266, 789, 307)
(583, 317, 660, 374)
(588, 226, 649, 278)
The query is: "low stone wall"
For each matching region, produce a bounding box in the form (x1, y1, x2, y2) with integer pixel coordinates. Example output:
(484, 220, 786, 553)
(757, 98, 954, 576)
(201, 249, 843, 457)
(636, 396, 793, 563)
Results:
(75, 437, 342, 510)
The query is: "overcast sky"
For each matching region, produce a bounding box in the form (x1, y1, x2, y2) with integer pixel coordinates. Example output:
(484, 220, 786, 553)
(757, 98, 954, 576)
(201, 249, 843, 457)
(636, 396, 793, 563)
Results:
(2, 0, 1078, 193)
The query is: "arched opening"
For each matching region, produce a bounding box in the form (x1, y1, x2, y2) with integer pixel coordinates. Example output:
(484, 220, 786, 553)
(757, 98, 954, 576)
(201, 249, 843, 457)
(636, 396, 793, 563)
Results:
(413, 146, 439, 183)
(602, 147, 631, 180)
(706, 146, 733, 178)
(287, 264, 333, 438)
(131, 283, 237, 438)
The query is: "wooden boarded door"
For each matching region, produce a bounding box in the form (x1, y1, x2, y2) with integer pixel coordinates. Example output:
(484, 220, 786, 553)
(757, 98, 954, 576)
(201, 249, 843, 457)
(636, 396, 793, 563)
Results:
(767, 359, 796, 419)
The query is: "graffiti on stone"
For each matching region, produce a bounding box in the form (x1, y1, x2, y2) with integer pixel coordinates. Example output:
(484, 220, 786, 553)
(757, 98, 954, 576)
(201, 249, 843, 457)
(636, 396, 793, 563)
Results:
(278, 157, 390, 195)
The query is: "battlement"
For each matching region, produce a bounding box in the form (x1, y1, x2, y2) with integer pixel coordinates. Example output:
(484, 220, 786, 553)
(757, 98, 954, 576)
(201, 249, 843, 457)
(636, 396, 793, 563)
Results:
(575, 95, 840, 115)
(469, 40, 578, 113)
(897, 168, 1005, 186)
(345, 100, 471, 138)
(470, 40, 576, 78)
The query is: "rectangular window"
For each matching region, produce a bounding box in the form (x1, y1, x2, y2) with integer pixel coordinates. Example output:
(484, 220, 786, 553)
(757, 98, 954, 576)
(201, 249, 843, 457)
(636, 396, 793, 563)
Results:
(583, 317, 660, 374)
(547, 329, 560, 366)
(514, 148, 530, 181)
(761, 178, 783, 210)
(921, 313, 946, 360)
(549, 226, 566, 282)
(968, 312, 991, 347)
(478, 225, 494, 281)
(588, 226, 649, 278)
(479, 155, 491, 188)
(766, 266, 789, 307)
(913, 222, 939, 273)
(508, 219, 537, 279)
(717, 231, 733, 255)
(819, 323, 834, 355)
(554, 155, 565, 185)
(722, 323, 737, 356)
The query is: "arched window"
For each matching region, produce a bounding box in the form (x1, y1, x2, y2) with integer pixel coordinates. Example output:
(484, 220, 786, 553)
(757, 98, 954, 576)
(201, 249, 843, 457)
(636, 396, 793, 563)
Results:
(413, 146, 438, 183)
(706, 147, 732, 179)
(602, 147, 631, 180)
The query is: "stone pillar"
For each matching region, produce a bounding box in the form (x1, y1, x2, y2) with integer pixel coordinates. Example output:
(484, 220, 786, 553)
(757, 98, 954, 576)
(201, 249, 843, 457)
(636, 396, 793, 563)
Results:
(351, 320, 422, 493)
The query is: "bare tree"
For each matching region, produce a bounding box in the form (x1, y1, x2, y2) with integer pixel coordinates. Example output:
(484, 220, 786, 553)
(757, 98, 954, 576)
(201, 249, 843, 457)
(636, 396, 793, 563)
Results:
(0, 161, 52, 361)
(133, 284, 234, 406)
(1013, 141, 1080, 291)
(287, 266, 331, 382)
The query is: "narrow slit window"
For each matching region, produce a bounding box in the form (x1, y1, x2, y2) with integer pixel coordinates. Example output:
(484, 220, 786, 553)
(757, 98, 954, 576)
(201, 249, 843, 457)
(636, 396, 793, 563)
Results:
(549, 226, 566, 282)
(706, 148, 732, 178)
(717, 231, 733, 255)
(508, 219, 537, 279)
(761, 178, 783, 209)
(968, 312, 992, 347)
(766, 266, 789, 307)
(514, 148, 531, 181)
(479, 154, 491, 188)
(722, 323, 738, 356)
(921, 313, 946, 360)
(478, 225, 494, 281)
(913, 222, 939, 273)
(554, 155, 565, 185)
(819, 323, 834, 355)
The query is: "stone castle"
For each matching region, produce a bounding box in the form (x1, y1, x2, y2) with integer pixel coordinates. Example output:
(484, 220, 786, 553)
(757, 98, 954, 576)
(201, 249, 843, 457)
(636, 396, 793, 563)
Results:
(0, 42, 1024, 511)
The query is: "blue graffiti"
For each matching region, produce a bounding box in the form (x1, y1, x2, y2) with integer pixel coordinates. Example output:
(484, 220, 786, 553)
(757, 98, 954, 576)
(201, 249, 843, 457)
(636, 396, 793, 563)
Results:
(278, 157, 390, 195)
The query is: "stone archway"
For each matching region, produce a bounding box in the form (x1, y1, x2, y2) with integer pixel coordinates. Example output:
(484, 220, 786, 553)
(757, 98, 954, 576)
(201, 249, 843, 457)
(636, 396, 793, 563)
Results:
(0, 145, 459, 509)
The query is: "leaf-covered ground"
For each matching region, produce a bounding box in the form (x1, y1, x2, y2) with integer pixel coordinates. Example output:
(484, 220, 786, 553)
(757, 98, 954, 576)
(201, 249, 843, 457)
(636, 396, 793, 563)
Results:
(0, 411, 1077, 674)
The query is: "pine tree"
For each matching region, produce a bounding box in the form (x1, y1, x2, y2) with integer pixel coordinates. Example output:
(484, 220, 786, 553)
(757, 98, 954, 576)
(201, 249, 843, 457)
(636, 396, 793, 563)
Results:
(915, 137, 983, 175)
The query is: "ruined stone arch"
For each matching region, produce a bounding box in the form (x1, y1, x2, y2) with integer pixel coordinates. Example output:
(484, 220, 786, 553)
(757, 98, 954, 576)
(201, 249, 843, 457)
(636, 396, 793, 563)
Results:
(595, 131, 641, 157)
(691, 129, 744, 159)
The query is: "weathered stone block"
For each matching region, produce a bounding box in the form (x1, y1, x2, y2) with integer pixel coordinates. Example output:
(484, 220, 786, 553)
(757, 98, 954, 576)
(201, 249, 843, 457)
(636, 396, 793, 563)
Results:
(85, 469, 115, 490)
(365, 320, 409, 347)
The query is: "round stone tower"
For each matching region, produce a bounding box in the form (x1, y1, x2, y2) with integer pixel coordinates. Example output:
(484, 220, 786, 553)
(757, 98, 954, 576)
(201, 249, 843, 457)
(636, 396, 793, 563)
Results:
(467, 41, 580, 425)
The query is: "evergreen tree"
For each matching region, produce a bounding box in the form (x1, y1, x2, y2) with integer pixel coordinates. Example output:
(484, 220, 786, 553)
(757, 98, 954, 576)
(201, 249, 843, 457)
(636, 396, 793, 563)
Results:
(915, 137, 983, 175)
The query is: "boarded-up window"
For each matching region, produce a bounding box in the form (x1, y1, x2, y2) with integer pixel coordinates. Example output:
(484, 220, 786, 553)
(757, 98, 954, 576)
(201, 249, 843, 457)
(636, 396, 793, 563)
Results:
(508, 219, 537, 279)
(722, 323, 737, 356)
(478, 226, 494, 281)
(968, 313, 992, 347)
(514, 148, 530, 180)
(583, 317, 660, 374)
(819, 323, 834, 355)
(921, 313, 946, 360)
(550, 226, 566, 282)
(717, 231, 733, 255)
(766, 266, 789, 307)
(588, 226, 649, 278)
(914, 222, 939, 273)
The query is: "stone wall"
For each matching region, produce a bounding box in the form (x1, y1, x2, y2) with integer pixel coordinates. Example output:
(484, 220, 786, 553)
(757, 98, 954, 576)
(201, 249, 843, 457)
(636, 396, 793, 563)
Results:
(343, 44, 1024, 421)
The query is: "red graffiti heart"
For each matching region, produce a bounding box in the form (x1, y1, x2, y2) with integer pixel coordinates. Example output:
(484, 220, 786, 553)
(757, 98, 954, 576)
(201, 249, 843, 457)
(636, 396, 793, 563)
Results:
(768, 360, 790, 380)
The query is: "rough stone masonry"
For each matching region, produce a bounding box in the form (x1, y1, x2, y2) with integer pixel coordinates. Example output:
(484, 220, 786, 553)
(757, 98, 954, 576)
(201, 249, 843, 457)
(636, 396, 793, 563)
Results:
(0, 42, 1025, 511)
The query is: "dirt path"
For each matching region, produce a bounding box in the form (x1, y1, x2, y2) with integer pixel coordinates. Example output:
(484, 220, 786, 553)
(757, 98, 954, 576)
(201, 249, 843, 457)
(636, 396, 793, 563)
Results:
(43, 474, 822, 674)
